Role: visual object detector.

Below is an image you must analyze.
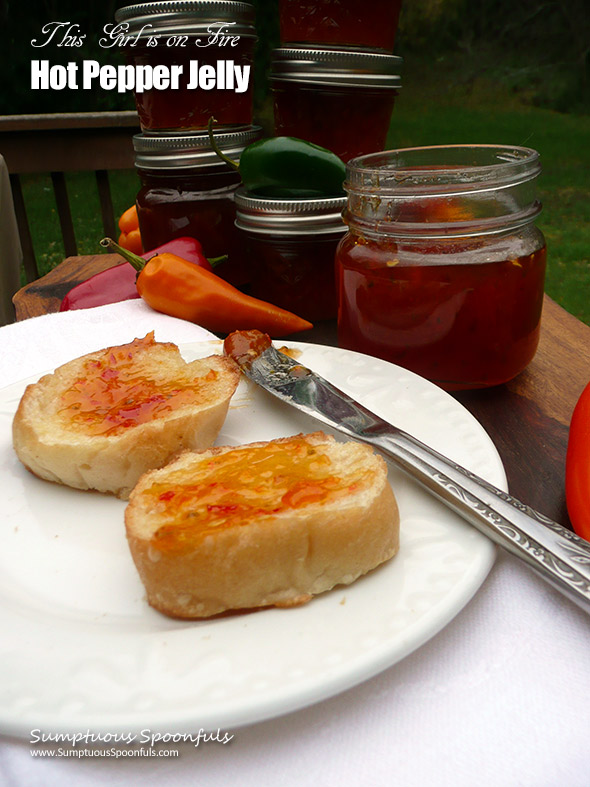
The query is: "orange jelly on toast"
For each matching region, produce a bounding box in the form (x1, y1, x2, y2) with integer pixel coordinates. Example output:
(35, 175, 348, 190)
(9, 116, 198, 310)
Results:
(146, 435, 375, 552)
(58, 333, 218, 436)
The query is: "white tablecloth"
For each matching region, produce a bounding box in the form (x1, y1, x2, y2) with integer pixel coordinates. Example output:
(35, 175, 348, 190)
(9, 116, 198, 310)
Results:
(1, 301, 589, 787)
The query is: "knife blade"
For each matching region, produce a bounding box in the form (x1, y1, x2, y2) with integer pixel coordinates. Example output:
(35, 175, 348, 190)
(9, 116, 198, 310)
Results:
(230, 336, 590, 616)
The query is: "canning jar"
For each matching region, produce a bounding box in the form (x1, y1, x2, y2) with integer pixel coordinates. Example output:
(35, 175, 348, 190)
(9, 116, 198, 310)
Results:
(134, 127, 262, 285)
(336, 145, 547, 390)
(279, 0, 402, 52)
(115, 1, 257, 132)
(234, 190, 347, 320)
(271, 48, 402, 162)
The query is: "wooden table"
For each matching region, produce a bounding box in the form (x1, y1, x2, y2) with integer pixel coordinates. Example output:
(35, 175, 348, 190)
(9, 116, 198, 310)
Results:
(13, 254, 590, 530)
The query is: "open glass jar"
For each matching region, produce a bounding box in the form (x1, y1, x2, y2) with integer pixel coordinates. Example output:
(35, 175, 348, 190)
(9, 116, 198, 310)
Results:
(134, 127, 262, 285)
(234, 190, 347, 321)
(271, 48, 402, 162)
(336, 145, 547, 390)
(115, 1, 257, 132)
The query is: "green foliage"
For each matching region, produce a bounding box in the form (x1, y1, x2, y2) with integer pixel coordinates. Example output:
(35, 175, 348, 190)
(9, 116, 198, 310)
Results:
(388, 54, 590, 324)
(396, 0, 590, 114)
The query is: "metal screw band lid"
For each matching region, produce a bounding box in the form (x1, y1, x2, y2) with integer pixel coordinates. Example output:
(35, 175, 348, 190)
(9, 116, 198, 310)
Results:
(115, 1, 257, 38)
(133, 126, 262, 169)
(234, 189, 347, 235)
(270, 47, 402, 89)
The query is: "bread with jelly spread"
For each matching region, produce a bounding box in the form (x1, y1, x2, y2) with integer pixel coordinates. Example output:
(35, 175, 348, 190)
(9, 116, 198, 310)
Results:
(12, 333, 240, 499)
(125, 431, 399, 618)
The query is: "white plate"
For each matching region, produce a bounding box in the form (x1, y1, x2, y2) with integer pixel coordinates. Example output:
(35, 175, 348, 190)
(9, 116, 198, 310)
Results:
(0, 341, 505, 738)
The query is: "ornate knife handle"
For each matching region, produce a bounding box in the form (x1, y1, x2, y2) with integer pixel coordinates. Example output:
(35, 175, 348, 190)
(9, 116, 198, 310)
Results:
(373, 429, 590, 614)
(243, 343, 590, 614)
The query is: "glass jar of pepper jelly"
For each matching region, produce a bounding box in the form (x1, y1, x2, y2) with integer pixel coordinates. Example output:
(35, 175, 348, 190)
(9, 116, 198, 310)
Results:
(336, 145, 547, 391)
(234, 189, 347, 321)
(270, 48, 402, 163)
(279, 0, 403, 52)
(115, 1, 257, 132)
(134, 126, 262, 285)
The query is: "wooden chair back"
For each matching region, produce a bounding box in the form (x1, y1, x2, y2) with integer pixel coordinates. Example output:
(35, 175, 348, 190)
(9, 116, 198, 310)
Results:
(0, 112, 139, 283)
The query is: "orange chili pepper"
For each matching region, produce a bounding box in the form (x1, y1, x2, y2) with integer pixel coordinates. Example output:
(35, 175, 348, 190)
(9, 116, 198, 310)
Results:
(117, 206, 143, 255)
(100, 238, 312, 337)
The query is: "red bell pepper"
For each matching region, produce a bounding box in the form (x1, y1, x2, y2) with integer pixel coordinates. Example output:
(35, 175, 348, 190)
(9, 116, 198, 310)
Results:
(60, 237, 213, 312)
(566, 380, 590, 540)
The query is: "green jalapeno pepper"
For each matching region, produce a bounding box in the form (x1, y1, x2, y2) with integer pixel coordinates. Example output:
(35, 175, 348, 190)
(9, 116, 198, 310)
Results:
(208, 118, 346, 198)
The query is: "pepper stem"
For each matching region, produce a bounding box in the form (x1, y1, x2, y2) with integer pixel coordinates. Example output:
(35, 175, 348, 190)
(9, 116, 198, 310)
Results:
(100, 237, 146, 272)
(208, 117, 240, 172)
(207, 254, 227, 268)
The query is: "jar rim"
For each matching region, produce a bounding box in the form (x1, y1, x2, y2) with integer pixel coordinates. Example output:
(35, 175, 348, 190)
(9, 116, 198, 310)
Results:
(115, 1, 257, 37)
(343, 204, 543, 240)
(345, 145, 541, 193)
(343, 144, 542, 238)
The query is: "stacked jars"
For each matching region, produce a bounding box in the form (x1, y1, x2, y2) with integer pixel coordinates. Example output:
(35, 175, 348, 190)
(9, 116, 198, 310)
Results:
(116, 1, 258, 133)
(133, 127, 262, 285)
(115, 1, 261, 279)
(270, 0, 403, 163)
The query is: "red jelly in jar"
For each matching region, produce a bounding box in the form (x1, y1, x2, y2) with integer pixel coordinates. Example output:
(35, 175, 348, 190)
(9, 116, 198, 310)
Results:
(271, 48, 402, 163)
(336, 146, 547, 390)
(279, 0, 403, 52)
(134, 127, 262, 285)
(234, 190, 347, 321)
(115, 1, 257, 132)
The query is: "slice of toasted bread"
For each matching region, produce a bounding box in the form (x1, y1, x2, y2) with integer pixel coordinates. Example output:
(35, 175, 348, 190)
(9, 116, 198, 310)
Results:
(125, 431, 400, 618)
(12, 333, 240, 499)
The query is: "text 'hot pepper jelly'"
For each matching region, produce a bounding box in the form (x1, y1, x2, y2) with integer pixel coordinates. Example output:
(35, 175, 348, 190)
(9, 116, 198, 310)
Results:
(115, 1, 257, 133)
(336, 145, 547, 390)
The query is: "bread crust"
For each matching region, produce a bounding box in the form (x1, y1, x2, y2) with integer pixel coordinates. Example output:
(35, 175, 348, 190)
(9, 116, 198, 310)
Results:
(125, 432, 400, 618)
(12, 335, 240, 499)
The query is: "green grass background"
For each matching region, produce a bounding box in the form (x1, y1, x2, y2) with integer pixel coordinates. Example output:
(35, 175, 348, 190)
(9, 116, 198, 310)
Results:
(386, 57, 590, 326)
(20, 54, 590, 324)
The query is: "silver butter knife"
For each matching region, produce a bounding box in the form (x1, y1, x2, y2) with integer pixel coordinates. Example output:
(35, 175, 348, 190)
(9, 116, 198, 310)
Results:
(228, 335, 590, 615)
